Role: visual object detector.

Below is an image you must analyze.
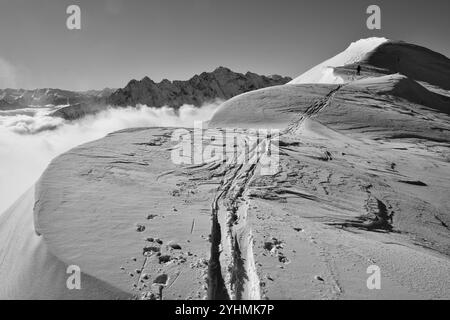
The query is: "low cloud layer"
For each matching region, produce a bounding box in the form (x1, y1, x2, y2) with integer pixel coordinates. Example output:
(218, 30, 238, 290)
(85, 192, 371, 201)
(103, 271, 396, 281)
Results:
(0, 102, 221, 213)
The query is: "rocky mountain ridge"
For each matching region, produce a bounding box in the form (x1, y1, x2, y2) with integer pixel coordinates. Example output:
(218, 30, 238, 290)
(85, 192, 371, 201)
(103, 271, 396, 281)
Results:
(107, 67, 292, 108)
(1, 68, 292, 121)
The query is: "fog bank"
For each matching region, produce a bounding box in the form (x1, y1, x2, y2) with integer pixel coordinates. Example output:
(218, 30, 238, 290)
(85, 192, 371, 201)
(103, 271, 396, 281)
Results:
(0, 102, 221, 214)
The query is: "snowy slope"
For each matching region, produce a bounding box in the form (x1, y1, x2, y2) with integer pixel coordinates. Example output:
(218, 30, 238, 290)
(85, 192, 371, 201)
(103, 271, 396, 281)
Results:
(289, 37, 388, 84)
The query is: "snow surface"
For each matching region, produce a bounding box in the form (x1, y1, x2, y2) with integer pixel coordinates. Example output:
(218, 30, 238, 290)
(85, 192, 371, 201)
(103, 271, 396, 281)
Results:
(2, 37, 450, 300)
(289, 37, 388, 84)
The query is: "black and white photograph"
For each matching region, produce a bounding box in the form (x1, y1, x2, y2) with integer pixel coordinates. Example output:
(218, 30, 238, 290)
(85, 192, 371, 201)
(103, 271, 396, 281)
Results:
(0, 0, 449, 308)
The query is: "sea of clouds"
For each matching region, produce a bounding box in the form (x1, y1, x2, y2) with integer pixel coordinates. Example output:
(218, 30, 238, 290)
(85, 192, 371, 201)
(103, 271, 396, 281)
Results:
(0, 102, 221, 214)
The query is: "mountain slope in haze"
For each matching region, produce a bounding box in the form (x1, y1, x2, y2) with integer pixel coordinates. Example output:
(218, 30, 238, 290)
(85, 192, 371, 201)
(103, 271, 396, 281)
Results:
(0, 88, 114, 110)
(107, 67, 292, 108)
(49, 103, 112, 121)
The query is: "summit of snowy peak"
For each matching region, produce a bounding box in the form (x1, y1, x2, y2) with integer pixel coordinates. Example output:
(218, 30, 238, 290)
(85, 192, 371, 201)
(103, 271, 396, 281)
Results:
(289, 37, 389, 85)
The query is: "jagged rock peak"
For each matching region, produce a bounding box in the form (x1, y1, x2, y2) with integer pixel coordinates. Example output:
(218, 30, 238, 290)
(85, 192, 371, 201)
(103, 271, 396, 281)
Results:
(108, 67, 292, 108)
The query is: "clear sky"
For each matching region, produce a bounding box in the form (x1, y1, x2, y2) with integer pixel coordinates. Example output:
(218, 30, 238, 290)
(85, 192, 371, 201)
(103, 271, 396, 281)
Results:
(0, 0, 449, 90)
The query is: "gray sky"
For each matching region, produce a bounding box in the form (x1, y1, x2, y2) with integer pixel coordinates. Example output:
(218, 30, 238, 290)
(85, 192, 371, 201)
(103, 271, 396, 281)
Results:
(1, 0, 449, 90)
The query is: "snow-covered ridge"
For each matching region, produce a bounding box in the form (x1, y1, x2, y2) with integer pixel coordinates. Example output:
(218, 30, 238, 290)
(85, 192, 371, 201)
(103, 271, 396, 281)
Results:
(289, 37, 388, 84)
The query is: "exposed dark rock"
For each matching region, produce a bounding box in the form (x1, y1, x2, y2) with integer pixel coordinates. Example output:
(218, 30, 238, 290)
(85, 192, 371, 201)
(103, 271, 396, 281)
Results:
(158, 255, 171, 264)
(107, 67, 292, 108)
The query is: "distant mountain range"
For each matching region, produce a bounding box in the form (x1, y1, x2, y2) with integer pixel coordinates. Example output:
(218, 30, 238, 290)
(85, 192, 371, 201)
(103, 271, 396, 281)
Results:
(0, 67, 292, 120)
(107, 66, 291, 108)
(0, 88, 114, 110)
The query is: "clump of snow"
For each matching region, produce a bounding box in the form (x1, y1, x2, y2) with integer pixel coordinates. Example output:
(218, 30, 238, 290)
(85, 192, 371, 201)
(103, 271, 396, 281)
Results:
(289, 37, 388, 84)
